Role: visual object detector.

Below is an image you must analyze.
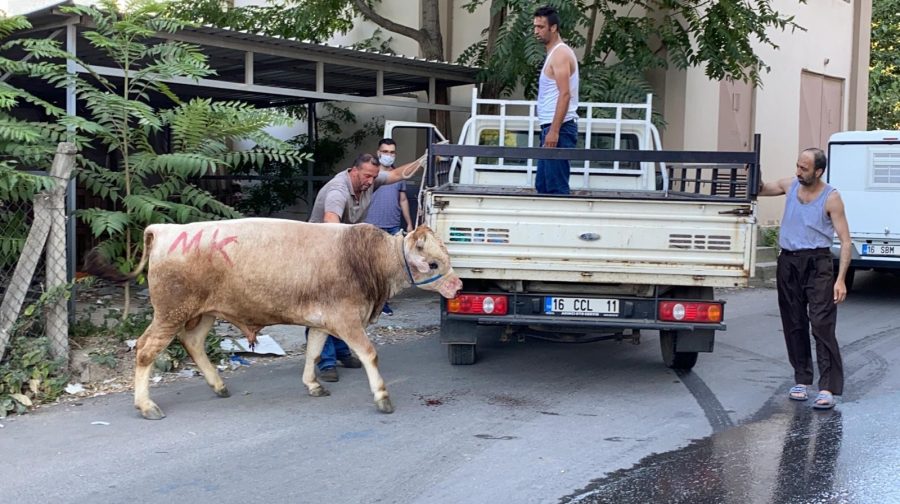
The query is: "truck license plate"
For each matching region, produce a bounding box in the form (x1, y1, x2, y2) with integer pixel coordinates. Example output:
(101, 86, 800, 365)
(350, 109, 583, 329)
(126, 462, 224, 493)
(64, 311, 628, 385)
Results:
(862, 244, 897, 256)
(544, 297, 619, 317)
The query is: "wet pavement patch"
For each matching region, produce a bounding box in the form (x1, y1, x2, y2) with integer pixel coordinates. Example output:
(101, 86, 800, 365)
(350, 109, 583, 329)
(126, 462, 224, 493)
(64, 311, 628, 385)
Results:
(560, 393, 900, 503)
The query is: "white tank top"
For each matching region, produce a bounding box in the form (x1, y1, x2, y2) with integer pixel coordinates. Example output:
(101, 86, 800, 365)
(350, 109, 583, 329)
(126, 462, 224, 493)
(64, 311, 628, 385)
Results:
(537, 42, 579, 125)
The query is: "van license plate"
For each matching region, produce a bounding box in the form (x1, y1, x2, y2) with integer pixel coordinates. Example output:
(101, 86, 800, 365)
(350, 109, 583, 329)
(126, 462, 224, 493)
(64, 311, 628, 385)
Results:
(544, 297, 619, 317)
(862, 244, 897, 256)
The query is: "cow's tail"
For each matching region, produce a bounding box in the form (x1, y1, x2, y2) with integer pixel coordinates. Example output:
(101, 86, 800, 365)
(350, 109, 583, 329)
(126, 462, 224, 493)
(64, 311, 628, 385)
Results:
(83, 229, 155, 284)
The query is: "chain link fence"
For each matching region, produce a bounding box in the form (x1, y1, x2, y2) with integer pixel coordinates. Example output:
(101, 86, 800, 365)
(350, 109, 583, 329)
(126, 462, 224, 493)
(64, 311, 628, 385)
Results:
(0, 144, 76, 362)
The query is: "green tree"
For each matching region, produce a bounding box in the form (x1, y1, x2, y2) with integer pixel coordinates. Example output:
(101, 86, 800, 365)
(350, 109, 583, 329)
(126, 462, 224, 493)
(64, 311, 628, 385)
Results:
(458, 0, 806, 106)
(2, 0, 310, 315)
(869, 0, 900, 130)
(0, 15, 79, 268)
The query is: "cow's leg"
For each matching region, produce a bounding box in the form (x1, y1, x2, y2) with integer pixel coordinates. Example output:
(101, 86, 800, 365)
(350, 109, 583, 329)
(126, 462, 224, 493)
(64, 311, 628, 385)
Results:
(302, 328, 330, 397)
(339, 328, 393, 414)
(177, 315, 228, 398)
(134, 319, 180, 420)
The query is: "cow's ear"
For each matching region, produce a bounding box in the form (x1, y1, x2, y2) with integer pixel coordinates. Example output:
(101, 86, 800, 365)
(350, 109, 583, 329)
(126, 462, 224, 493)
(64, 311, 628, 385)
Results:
(408, 253, 431, 273)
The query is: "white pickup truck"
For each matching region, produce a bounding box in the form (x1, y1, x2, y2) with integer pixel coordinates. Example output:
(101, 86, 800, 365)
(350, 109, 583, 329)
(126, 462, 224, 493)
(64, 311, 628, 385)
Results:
(827, 130, 900, 290)
(388, 90, 760, 369)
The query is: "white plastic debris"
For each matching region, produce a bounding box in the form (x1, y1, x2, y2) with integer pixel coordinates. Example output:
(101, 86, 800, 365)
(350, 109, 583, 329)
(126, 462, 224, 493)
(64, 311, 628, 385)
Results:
(151, 376, 162, 383)
(91, 421, 110, 426)
(176, 369, 197, 378)
(65, 383, 85, 394)
(220, 334, 286, 356)
(125, 339, 137, 350)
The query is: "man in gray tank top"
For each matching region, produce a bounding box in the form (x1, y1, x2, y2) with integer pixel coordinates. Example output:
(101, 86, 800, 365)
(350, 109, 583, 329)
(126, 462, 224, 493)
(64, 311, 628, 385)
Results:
(533, 5, 579, 194)
(758, 148, 852, 409)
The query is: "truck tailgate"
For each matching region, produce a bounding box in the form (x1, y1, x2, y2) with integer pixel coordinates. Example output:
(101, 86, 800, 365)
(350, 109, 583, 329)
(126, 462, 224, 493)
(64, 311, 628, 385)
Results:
(426, 191, 757, 288)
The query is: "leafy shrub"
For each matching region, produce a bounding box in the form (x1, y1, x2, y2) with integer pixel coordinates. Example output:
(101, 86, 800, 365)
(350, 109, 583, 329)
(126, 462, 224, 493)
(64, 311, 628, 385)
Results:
(0, 337, 69, 417)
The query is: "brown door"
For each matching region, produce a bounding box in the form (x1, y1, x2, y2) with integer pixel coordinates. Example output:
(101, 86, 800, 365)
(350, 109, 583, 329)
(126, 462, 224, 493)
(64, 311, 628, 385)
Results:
(799, 71, 844, 151)
(716, 80, 754, 196)
(718, 79, 754, 151)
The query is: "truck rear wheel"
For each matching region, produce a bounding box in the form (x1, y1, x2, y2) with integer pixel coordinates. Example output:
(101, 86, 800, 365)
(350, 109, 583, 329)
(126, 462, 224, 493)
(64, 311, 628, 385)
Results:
(448, 344, 476, 365)
(660, 330, 699, 370)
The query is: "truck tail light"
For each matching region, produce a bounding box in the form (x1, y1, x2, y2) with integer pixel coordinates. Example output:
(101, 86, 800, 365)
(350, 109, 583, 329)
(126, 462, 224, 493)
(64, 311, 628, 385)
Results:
(447, 294, 508, 315)
(659, 301, 723, 323)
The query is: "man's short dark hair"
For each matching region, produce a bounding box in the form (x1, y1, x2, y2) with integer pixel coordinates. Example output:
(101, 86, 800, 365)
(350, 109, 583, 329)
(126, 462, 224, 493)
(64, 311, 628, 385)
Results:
(378, 138, 397, 148)
(353, 152, 379, 168)
(534, 6, 560, 30)
(803, 147, 827, 172)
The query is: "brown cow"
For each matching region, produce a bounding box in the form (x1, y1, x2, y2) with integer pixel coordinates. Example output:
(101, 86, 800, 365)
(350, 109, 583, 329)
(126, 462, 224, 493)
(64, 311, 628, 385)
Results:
(84, 219, 462, 419)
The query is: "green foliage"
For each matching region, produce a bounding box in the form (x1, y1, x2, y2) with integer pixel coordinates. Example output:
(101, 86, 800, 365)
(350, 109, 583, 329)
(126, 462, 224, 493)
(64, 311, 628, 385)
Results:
(760, 226, 780, 248)
(459, 0, 806, 104)
(0, 284, 72, 417)
(169, 0, 357, 43)
(233, 103, 382, 215)
(0, 337, 69, 417)
(0, 14, 86, 268)
(869, 0, 900, 130)
(89, 350, 118, 369)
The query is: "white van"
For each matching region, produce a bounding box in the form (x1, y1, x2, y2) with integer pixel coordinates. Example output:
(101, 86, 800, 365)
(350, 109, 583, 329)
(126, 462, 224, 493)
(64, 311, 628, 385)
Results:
(827, 130, 900, 289)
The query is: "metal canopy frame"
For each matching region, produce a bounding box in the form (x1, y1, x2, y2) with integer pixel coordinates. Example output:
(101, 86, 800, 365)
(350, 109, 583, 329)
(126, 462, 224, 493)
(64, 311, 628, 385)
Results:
(15, 1, 478, 111)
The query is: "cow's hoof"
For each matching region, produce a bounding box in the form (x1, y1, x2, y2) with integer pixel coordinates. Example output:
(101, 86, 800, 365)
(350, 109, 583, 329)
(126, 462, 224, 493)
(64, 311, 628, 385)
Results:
(309, 386, 330, 397)
(375, 398, 395, 414)
(140, 404, 166, 420)
(215, 386, 230, 398)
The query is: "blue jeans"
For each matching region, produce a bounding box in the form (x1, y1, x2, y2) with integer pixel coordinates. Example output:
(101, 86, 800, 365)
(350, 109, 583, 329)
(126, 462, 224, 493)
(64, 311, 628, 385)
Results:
(536, 119, 577, 194)
(305, 328, 352, 371)
(380, 225, 403, 235)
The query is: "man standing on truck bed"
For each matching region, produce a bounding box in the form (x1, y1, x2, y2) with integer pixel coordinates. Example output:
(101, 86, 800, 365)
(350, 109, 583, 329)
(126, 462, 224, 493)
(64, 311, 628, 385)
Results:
(758, 147, 851, 410)
(533, 5, 579, 195)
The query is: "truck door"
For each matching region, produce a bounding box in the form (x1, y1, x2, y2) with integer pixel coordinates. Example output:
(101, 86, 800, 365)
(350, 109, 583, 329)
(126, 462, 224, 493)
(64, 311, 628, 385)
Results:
(383, 121, 449, 223)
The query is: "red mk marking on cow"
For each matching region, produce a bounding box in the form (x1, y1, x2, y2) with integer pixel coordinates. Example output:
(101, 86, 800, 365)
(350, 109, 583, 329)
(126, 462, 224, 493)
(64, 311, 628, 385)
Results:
(168, 230, 203, 255)
(210, 228, 238, 266)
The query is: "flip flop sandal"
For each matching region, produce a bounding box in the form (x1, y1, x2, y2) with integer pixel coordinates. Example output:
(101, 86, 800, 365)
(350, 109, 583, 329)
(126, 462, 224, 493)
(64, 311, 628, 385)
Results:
(789, 385, 808, 401)
(812, 391, 836, 410)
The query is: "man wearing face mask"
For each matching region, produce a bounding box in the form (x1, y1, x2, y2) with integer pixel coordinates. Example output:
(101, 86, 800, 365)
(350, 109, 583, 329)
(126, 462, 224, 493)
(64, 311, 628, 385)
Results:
(365, 138, 415, 316)
(308, 151, 425, 381)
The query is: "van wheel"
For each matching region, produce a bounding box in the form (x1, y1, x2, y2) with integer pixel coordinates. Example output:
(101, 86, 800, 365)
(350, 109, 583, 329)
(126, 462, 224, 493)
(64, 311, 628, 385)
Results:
(448, 344, 476, 365)
(660, 330, 699, 370)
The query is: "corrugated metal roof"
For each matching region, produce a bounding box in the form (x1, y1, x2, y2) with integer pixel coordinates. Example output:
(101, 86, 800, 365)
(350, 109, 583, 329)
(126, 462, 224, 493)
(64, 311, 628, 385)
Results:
(17, 0, 478, 101)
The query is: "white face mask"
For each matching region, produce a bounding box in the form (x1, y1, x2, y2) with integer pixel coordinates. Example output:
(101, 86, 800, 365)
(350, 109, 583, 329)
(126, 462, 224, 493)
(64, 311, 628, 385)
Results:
(378, 154, 396, 167)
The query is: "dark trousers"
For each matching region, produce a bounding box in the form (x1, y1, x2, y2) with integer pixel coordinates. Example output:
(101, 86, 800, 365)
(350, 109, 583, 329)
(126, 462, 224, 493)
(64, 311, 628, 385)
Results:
(536, 119, 577, 194)
(776, 249, 844, 395)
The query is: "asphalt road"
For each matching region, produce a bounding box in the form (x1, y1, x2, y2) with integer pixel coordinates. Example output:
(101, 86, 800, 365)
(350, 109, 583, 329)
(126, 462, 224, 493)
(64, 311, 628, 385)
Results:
(2, 271, 899, 503)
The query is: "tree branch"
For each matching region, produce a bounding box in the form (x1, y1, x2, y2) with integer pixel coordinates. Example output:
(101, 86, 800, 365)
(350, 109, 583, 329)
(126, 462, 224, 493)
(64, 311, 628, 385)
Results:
(352, 0, 425, 46)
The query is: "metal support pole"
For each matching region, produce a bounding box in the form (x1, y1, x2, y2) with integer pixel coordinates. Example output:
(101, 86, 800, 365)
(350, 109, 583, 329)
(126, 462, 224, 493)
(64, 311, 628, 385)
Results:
(306, 103, 316, 212)
(426, 127, 435, 187)
(65, 23, 77, 322)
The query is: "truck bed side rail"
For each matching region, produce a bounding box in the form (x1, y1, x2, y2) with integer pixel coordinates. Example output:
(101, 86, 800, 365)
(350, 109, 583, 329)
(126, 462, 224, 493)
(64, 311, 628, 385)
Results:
(426, 134, 762, 202)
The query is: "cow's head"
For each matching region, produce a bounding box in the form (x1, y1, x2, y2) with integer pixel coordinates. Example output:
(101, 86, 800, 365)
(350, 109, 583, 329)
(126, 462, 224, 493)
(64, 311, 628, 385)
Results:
(402, 225, 462, 298)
